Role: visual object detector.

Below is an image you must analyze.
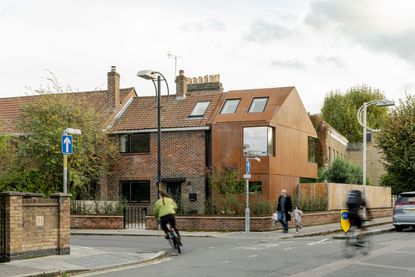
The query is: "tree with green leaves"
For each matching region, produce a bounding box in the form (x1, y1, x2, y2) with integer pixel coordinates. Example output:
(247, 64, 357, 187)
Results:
(318, 157, 367, 185)
(321, 85, 389, 143)
(377, 94, 415, 194)
(0, 84, 119, 198)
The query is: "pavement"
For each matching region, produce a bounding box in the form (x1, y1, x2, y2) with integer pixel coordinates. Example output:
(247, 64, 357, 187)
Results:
(0, 216, 394, 277)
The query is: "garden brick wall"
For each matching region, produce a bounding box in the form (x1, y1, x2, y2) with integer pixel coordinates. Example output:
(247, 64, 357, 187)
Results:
(145, 208, 392, 232)
(0, 192, 70, 262)
(71, 215, 124, 229)
(106, 130, 208, 214)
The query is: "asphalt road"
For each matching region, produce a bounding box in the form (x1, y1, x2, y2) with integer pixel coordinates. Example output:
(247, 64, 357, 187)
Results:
(72, 229, 415, 277)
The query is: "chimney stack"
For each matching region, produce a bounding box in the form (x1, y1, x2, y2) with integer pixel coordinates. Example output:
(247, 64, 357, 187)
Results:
(107, 66, 120, 110)
(175, 69, 187, 100)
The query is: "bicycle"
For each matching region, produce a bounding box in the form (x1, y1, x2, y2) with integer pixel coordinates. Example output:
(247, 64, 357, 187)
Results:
(166, 222, 182, 254)
(342, 224, 372, 258)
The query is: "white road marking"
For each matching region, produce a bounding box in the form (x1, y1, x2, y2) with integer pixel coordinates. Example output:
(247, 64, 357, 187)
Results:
(288, 238, 415, 277)
(284, 247, 295, 251)
(307, 238, 329, 246)
(249, 254, 258, 258)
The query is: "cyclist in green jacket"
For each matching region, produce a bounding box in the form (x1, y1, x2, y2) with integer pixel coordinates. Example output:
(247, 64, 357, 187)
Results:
(153, 190, 180, 241)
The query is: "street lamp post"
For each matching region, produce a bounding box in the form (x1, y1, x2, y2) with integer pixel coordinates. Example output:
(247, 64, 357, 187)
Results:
(244, 156, 261, 233)
(357, 99, 394, 200)
(137, 70, 169, 199)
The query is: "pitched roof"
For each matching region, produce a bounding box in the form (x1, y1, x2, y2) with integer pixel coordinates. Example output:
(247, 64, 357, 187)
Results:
(0, 88, 135, 134)
(212, 87, 294, 124)
(110, 90, 222, 132)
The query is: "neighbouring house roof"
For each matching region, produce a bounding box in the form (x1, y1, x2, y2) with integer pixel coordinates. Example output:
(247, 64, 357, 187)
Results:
(0, 88, 135, 134)
(110, 90, 223, 132)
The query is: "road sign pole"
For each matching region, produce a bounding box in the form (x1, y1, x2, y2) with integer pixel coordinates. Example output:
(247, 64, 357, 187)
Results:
(63, 154, 68, 193)
(245, 176, 250, 233)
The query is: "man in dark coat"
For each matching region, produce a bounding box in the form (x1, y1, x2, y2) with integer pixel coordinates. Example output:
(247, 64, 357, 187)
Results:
(276, 189, 293, 233)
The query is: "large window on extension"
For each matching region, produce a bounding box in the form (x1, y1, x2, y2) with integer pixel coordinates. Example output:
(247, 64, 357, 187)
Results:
(119, 133, 150, 153)
(308, 136, 318, 163)
(248, 97, 268, 113)
(243, 126, 274, 156)
(220, 99, 240, 114)
(189, 101, 210, 117)
(120, 180, 150, 203)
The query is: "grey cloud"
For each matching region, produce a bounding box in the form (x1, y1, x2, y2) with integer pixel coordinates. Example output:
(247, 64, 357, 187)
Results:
(181, 19, 225, 32)
(270, 59, 306, 70)
(315, 56, 345, 68)
(245, 19, 290, 42)
(305, 0, 415, 66)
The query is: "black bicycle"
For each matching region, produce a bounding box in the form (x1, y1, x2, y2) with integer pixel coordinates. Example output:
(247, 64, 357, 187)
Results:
(166, 222, 182, 254)
(342, 225, 372, 258)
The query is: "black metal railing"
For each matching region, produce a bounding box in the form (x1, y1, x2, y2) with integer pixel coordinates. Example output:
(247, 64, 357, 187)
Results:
(124, 206, 147, 229)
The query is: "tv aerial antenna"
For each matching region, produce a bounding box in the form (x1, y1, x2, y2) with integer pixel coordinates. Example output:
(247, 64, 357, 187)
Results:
(167, 51, 185, 77)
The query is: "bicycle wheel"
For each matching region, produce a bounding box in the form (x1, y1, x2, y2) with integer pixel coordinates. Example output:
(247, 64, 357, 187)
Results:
(359, 233, 372, 255)
(342, 236, 356, 258)
(342, 227, 357, 258)
(173, 236, 181, 254)
(167, 235, 175, 248)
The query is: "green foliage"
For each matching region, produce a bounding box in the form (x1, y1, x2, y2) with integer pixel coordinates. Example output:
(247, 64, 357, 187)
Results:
(209, 166, 244, 195)
(318, 157, 367, 185)
(0, 78, 119, 197)
(377, 94, 415, 194)
(321, 85, 389, 143)
(251, 199, 272, 215)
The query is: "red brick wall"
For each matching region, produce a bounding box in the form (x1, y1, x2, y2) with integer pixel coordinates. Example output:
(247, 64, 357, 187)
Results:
(71, 215, 124, 229)
(106, 130, 208, 214)
(145, 208, 392, 232)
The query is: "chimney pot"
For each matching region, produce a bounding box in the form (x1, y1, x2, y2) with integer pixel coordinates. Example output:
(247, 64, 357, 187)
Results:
(111, 66, 116, 72)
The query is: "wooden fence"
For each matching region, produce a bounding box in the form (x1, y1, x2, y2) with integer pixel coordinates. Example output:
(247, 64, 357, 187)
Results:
(297, 183, 392, 211)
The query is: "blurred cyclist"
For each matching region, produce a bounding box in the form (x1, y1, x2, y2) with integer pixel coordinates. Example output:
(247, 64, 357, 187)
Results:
(152, 190, 181, 243)
(347, 190, 372, 240)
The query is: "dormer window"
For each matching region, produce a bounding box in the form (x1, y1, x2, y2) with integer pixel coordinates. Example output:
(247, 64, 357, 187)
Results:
(220, 99, 240, 114)
(189, 101, 210, 117)
(248, 97, 268, 113)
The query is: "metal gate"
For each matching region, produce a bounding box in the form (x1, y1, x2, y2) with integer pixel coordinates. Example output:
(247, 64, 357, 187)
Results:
(0, 201, 6, 262)
(124, 206, 147, 228)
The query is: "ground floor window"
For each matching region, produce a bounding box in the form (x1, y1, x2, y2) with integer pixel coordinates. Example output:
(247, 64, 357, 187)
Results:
(120, 180, 150, 203)
(249, 181, 262, 193)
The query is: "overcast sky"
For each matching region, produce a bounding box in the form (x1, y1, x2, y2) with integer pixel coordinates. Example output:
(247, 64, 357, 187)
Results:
(1, 0, 415, 113)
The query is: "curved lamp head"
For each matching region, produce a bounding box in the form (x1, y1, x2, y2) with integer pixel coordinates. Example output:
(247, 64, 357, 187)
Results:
(375, 99, 395, 107)
(137, 70, 157, 80)
(63, 128, 82, 135)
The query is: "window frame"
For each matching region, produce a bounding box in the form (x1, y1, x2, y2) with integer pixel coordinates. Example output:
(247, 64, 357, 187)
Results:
(119, 133, 150, 154)
(220, 99, 241, 114)
(189, 101, 211, 118)
(248, 97, 269, 113)
(243, 126, 275, 157)
(119, 180, 151, 203)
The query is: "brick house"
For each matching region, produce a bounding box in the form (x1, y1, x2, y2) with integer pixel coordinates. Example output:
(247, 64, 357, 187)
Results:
(106, 70, 223, 213)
